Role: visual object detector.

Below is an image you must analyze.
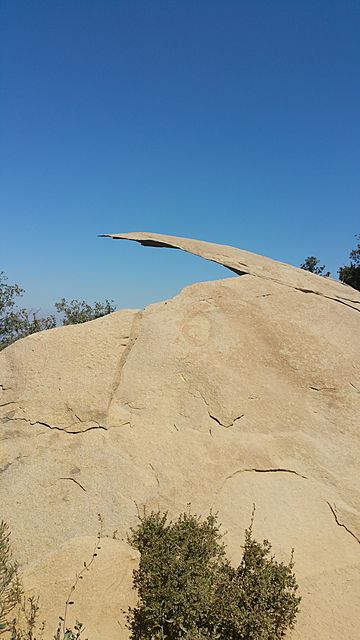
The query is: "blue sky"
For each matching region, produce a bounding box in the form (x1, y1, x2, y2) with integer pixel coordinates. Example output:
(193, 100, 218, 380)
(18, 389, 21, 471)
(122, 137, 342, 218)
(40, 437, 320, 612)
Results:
(1, 1, 359, 313)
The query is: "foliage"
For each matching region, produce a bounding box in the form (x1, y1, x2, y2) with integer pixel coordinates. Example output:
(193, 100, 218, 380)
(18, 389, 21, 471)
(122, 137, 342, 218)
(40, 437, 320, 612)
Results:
(338, 234, 360, 291)
(213, 528, 300, 640)
(126, 508, 301, 640)
(0, 272, 56, 351)
(1, 309, 56, 351)
(0, 521, 22, 634)
(7, 596, 44, 640)
(6, 593, 84, 640)
(0, 271, 116, 349)
(54, 298, 115, 325)
(0, 274, 24, 319)
(300, 256, 330, 277)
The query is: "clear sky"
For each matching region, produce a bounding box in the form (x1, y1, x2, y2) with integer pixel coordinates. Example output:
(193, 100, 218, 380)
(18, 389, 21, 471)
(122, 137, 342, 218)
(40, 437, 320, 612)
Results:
(1, 1, 359, 313)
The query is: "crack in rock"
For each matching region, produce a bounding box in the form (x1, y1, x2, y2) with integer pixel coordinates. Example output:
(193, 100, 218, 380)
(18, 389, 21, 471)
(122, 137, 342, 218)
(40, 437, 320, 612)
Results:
(59, 477, 86, 492)
(292, 286, 360, 314)
(214, 467, 308, 500)
(187, 386, 244, 429)
(107, 310, 143, 417)
(149, 463, 160, 488)
(1, 415, 107, 434)
(208, 411, 244, 428)
(350, 382, 360, 393)
(225, 467, 308, 482)
(0, 384, 12, 391)
(326, 501, 360, 545)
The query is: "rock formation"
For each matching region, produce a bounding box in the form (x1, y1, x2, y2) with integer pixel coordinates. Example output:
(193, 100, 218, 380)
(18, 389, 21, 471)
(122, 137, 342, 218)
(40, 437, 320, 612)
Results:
(1, 233, 359, 639)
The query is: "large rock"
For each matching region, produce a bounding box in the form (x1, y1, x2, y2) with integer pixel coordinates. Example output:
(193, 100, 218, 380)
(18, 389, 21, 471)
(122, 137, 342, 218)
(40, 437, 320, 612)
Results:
(1, 233, 359, 639)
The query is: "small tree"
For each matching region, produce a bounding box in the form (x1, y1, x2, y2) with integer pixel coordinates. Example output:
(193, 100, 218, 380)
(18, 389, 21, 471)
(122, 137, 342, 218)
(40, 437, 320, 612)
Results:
(338, 234, 360, 291)
(54, 298, 116, 325)
(126, 509, 300, 640)
(0, 271, 117, 350)
(0, 273, 56, 350)
(300, 256, 330, 277)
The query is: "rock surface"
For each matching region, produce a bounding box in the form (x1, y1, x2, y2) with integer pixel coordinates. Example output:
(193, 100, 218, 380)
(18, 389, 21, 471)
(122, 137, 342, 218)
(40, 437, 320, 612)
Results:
(1, 232, 360, 639)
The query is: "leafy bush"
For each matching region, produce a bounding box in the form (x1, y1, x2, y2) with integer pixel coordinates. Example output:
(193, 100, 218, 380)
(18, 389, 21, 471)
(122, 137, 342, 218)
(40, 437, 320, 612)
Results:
(0, 271, 117, 349)
(126, 509, 300, 640)
(300, 256, 330, 277)
(0, 272, 56, 350)
(338, 233, 360, 291)
(54, 298, 116, 325)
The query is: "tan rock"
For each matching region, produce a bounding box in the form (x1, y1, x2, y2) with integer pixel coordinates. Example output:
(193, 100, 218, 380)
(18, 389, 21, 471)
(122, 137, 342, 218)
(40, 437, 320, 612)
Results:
(1, 233, 360, 639)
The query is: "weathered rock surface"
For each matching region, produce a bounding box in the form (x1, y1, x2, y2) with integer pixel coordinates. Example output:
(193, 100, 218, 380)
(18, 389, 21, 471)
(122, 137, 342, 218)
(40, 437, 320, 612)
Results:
(1, 233, 360, 639)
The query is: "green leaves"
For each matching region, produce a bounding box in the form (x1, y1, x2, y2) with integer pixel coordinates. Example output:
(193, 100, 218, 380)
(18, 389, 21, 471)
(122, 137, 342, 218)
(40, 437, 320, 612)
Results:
(0, 270, 117, 350)
(54, 298, 115, 325)
(300, 256, 330, 277)
(127, 509, 301, 640)
(300, 232, 360, 290)
(338, 233, 360, 291)
(0, 272, 56, 350)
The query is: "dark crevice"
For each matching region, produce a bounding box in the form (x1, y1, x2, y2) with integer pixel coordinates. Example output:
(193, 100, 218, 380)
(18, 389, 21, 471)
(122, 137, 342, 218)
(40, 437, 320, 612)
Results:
(250, 468, 307, 478)
(326, 501, 360, 545)
(225, 468, 308, 481)
(190, 388, 244, 429)
(208, 412, 244, 428)
(2, 415, 107, 434)
(226, 267, 248, 277)
(350, 383, 360, 393)
(59, 477, 86, 492)
(214, 467, 308, 501)
(136, 240, 177, 249)
(293, 287, 360, 313)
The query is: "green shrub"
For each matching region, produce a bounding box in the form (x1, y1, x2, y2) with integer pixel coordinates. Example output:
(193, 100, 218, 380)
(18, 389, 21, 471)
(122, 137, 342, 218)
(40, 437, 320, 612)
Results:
(338, 233, 360, 291)
(0, 272, 56, 350)
(126, 509, 300, 640)
(0, 270, 117, 350)
(54, 298, 115, 325)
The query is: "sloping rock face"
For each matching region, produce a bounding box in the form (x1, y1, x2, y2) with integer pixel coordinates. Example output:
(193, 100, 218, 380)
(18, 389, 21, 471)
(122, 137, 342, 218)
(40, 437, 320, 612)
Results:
(1, 233, 360, 639)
